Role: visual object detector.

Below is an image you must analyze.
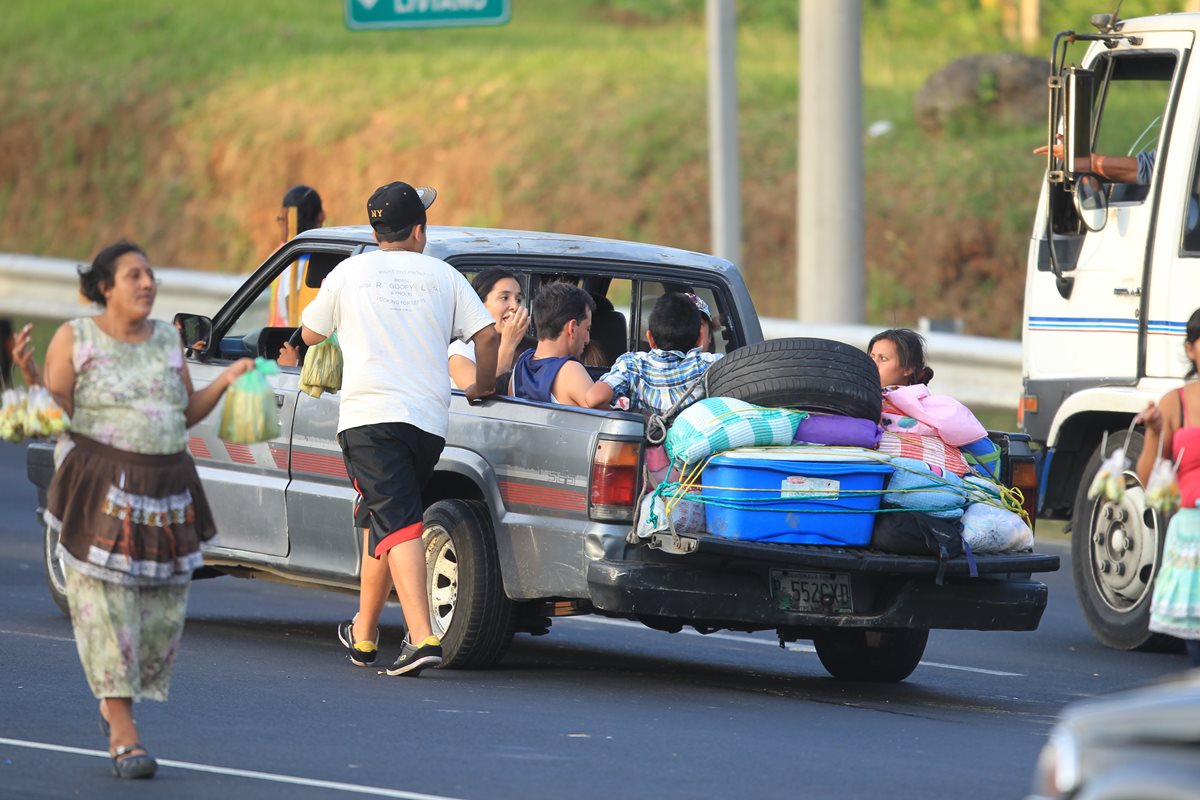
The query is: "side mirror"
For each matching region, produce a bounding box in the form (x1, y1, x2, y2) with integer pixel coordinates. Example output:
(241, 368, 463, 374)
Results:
(1062, 67, 1094, 180)
(1073, 174, 1108, 232)
(173, 313, 213, 355)
(1048, 66, 1095, 184)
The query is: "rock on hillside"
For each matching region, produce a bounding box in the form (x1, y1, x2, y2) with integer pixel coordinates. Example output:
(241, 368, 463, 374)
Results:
(914, 53, 1047, 132)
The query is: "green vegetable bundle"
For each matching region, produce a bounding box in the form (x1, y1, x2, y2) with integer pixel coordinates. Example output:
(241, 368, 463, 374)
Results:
(218, 357, 282, 443)
(0, 386, 71, 442)
(299, 332, 342, 398)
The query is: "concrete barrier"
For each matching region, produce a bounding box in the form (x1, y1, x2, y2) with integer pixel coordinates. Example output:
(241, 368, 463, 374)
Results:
(0, 253, 1022, 413)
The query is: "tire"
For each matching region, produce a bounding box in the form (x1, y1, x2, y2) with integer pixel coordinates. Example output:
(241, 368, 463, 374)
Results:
(812, 628, 929, 682)
(704, 337, 882, 420)
(1071, 429, 1174, 651)
(44, 521, 70, 616)
(423, 499, 515, 669)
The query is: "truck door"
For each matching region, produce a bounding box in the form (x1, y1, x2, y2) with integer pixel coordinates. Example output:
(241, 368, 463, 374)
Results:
(1025, 41, 1187, 389)
(1144, 33, 1200, 378)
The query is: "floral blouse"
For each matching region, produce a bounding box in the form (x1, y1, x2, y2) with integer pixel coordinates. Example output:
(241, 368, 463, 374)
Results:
(70, 318, 188, 454)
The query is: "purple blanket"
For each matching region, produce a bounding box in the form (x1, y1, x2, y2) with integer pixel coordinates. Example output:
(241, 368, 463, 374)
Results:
(793, 414, 882, 449)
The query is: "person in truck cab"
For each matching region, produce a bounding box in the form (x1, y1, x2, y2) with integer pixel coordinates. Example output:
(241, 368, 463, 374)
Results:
(584, 291, 722, 414)
(510, 281, 594, 406)
(1033, 134, 1153, 185)
(448, 268, 530, 391)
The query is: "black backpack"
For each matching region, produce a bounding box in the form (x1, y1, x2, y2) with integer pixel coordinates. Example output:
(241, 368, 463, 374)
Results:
(871, 511, 977, 584)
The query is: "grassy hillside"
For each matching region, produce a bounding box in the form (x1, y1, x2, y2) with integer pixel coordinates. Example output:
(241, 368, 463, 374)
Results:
(0, 0, 1188, 337)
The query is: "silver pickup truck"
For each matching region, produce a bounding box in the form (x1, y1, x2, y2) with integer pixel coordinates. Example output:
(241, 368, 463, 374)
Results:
(28, 225, 1058, 682)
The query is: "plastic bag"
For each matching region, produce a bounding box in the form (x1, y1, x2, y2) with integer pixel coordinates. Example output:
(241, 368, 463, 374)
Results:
(1087, 429, 1131, 503)
(299, 332, 342, 398)
(1145, 442, 1182, 514)
(218, 357, 281, 443)
(634, 489, 706, 538)
(0, 386, 70, 442)
(961, 502, 1034, 553)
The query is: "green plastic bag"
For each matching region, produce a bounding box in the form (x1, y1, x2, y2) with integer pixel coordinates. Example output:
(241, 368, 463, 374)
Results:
(299, 332, 342, 398)
(219, 357, 281, 443)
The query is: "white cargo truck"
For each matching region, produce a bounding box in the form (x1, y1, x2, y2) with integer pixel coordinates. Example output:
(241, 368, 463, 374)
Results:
(1023, 8, 1200, 650)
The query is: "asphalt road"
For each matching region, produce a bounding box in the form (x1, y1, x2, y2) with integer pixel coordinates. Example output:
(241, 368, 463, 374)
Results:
(0, 440, 1190, 800)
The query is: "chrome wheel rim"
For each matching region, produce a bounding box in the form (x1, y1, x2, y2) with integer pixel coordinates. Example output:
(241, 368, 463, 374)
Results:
(1087, 475, 1160, 614)
(425, 525, 458, 638)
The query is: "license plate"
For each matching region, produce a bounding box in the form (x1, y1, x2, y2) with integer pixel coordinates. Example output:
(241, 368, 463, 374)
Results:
(770, 569, 853, 613)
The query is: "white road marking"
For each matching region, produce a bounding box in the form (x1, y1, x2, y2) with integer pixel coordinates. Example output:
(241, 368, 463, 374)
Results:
(0, 738, 465, 800)
(566, 615, 1025, 677)
(0, 628, 74, 643)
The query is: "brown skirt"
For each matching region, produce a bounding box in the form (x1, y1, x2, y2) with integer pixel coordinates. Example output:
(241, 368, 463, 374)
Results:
(46, 434, 217, 583)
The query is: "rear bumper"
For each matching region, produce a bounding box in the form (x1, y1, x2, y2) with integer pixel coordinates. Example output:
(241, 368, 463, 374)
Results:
(587, 542, 1052, 632)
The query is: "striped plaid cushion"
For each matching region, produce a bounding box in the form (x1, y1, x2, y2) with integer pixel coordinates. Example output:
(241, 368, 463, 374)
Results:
(666, 398, 801, 467)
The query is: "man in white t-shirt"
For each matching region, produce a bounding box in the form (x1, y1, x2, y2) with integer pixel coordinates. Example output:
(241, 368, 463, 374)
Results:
(300, 181, 499, 677)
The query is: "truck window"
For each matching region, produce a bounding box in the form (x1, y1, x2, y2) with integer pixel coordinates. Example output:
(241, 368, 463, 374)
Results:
(1092, 53, 1176, 204)
(1183, 147, 1200, 255)
(635, 282, 732, 356)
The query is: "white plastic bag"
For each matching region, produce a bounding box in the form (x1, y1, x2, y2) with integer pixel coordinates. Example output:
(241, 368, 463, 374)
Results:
(1145, 444, 1182, 514)
(961, 502, 1034, 553)
(1087, 428, 1131, 503)
(635, 491, 706, 538)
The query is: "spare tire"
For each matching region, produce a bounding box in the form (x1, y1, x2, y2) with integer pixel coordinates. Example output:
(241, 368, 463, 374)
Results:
(705, 337, 882, 420)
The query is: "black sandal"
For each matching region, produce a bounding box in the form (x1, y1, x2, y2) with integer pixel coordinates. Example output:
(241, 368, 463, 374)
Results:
(111, 744, 157, 779)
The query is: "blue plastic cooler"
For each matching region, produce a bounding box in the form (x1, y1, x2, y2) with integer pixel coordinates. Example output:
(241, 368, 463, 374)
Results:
(702, 448, 894, 545)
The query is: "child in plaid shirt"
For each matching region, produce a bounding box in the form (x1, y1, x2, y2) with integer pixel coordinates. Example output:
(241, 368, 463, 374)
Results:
(585, 292, 723, 414)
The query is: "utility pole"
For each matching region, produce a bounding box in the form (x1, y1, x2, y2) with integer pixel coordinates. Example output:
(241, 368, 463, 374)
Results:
(706, 0, 741, 269)
(798, 0, 864, 324)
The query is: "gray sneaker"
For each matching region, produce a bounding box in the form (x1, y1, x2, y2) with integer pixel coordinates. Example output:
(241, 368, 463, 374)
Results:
(383, 637, 443, 677)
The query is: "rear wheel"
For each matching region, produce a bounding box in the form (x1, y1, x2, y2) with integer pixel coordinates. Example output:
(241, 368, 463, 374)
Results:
(424, 499, 515, 669)
(1071, 430, 1172, 651)
(44, 521, 69, 615)
(812, 628, 928, 682)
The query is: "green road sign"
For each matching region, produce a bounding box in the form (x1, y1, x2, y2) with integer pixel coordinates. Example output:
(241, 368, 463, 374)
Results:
(345, 0, 511, 30)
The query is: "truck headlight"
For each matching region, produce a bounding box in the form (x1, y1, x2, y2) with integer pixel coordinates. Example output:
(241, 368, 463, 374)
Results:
(1030, 728, 1081, 799)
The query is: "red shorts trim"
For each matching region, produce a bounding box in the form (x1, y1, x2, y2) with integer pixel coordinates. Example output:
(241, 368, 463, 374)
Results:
(373, 521, 424, 558)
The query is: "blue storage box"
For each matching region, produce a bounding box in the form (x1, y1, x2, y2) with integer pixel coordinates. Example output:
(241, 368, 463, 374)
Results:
(702, 447, 894, 545)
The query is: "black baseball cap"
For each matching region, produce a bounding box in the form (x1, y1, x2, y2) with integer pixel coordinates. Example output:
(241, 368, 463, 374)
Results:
(367, 181, 437, 236)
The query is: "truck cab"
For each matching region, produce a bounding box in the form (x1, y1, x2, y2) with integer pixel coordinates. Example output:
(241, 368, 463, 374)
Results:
(1023, 11, 1200, 650)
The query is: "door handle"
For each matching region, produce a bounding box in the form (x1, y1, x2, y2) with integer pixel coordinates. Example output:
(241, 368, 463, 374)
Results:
(275, 394, 286, 408)
(1113, 287, 1141, 297)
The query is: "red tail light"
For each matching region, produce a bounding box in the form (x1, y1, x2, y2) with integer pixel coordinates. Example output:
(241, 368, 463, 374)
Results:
(590, 439, 641, 522)
(1011, 459, 1039, 533)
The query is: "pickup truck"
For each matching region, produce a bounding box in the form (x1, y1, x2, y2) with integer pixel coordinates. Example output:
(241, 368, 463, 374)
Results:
(28, 224, 1059, 682)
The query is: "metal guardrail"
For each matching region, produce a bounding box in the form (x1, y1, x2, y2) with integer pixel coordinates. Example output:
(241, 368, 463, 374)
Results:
(0, 253, 1021, 414)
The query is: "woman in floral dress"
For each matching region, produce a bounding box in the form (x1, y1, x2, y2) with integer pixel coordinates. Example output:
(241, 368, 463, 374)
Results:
(36, 240, 252, 778)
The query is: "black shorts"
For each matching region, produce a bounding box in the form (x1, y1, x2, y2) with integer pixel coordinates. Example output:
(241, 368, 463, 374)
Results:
(337, 422, 445, 559)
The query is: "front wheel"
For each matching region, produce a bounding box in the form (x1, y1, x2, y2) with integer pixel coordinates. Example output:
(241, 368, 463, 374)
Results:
(44, 521, 70, 615)
(1071, 431, 1172, 651)
(423, 499, 515, 669)
(812, 628, 928, 682)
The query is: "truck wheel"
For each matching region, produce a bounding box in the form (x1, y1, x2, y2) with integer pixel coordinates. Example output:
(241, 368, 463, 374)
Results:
(44, 521, 70, 616)
(704, 337, 882, 420)
(423, 499, 515, 669)
(812, 628, 928, 682)
(1071, 430, 1172, 651)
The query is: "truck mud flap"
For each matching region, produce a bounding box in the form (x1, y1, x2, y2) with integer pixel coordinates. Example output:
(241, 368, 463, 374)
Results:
(586, 558, 1049, 632)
